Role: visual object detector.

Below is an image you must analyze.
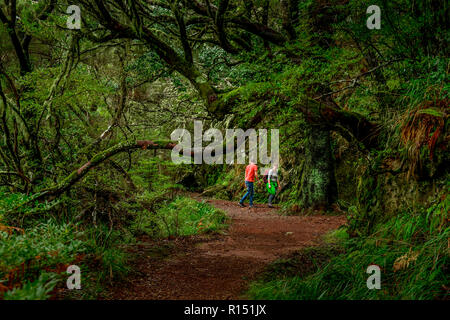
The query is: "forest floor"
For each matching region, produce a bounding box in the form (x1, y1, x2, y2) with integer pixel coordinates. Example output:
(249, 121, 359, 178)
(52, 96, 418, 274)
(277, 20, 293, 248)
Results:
(107, 196, 346, 299)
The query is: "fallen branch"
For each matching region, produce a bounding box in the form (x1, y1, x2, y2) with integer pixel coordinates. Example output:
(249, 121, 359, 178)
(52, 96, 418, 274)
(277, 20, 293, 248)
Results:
(32, 139, 176, 202)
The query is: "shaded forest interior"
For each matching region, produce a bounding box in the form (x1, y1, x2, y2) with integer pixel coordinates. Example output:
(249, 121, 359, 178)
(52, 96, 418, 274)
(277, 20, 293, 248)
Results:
(0, 0, 448, 300)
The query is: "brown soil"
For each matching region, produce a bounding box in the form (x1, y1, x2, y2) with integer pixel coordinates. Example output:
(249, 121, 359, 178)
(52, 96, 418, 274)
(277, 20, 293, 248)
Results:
(108, 197, 346, 300)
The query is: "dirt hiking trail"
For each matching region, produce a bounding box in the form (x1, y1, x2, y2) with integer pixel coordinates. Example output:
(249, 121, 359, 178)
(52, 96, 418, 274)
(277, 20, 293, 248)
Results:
(110, 196, 346, 299)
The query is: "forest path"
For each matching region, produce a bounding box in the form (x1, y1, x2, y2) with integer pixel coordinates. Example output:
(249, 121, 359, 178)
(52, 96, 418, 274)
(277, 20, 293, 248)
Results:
(109, 196, 346, 299)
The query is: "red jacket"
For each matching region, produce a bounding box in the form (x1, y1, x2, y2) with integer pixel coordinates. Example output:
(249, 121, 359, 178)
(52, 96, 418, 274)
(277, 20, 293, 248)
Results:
(245, 164, 258, 182)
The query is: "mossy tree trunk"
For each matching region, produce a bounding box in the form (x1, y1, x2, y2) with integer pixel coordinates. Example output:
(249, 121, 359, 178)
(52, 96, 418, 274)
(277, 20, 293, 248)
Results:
(300, 124, 337, 209)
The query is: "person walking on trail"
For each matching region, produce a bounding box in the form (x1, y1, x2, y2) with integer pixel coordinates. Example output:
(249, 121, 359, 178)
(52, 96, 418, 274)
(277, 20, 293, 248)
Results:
(238, 161, 258, 208)
(267, 164, 281, 208)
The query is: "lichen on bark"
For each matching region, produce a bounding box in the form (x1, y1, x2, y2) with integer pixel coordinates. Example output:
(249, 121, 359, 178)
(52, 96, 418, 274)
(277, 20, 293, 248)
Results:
(300, 123, 338, 209)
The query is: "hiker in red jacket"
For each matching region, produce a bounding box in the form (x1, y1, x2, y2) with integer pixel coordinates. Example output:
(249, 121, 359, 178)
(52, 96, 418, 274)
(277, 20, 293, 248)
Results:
(238, 161, 258, 208)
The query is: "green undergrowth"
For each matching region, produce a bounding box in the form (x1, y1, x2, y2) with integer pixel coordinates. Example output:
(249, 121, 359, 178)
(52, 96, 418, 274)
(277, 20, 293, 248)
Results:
(1, 191, 229, 300)
(0, 219, 86, 300)
(2, 272, 60, 300)
(0, 215, 133, 300)
(132, 196, 229, 238)
(247, 197, 449, 300)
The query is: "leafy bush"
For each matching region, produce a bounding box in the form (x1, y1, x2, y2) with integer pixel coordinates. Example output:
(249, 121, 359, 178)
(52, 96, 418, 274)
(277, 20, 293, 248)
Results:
(3, 273, 59, 300)
(0, 220, 85, 279)
(0, 192, 60, 220)
(133, 197, 228, 238)
(0, 219, 86, 298)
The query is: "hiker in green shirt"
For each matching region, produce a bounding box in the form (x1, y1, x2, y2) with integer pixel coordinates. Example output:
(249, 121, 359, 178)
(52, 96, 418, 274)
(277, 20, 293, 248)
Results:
(266, 164, 281, 208)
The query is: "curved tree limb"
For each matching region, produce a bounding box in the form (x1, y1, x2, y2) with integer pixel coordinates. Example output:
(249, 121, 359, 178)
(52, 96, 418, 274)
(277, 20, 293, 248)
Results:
(297, 99, 380, 150)
(33, 139, 177, 201)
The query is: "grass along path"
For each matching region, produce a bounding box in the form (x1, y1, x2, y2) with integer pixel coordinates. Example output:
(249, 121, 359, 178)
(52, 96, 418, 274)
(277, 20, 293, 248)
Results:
(108, 196, 346, 299)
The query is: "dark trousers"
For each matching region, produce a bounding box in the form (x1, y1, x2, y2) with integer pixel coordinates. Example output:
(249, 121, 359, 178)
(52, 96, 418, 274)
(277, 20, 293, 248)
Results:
(268, 193, 276, 205)
(240, 181, 254, 206)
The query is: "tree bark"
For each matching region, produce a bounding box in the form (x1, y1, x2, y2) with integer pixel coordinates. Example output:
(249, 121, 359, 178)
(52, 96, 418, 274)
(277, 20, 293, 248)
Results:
(300, 124, 338, 209)
(0, 3, 32, 75)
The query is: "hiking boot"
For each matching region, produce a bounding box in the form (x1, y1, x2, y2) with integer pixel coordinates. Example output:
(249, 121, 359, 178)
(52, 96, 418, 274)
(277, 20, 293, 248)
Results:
(268, 204, 274, 208)
(249, 205, 254, 209)
(238, 202, 245, 208)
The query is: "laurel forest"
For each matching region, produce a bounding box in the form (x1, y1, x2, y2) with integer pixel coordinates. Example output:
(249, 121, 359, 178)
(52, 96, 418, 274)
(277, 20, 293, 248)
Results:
(0, 0, 448, 300)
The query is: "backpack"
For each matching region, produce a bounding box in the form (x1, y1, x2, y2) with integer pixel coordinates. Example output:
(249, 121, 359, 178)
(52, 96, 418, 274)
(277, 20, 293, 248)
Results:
(262, 169, 269, 184)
